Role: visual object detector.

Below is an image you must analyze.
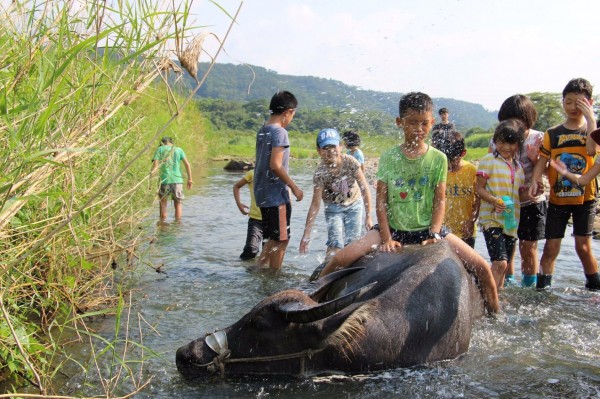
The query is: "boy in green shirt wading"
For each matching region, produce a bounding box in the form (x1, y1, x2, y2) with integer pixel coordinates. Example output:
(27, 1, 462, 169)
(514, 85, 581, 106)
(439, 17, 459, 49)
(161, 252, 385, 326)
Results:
(150, 137, 193, 223)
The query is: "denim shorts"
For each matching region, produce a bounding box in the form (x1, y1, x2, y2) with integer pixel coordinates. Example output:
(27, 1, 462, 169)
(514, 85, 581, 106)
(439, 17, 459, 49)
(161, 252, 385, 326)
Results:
(483, 227, 517, 262)
(324, 200, 364, 249)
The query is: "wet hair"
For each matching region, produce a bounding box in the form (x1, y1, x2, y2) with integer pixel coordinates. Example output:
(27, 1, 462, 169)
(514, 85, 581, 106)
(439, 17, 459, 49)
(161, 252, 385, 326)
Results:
(497, 94, 538, 129)
(438, 107, 449, 115)
(562, 78, 593, 100)
(399, 92, 433, 118)
(161, 136, 173, 144)
(492, 119, 526, 160)
(342, 130, 361, 147)
(269, 91, 298, 115)
(435, 131, 465, 162)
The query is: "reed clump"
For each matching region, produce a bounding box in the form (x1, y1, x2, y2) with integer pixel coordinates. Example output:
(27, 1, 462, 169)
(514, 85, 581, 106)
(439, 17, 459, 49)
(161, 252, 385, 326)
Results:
(0, 0, 223, 395)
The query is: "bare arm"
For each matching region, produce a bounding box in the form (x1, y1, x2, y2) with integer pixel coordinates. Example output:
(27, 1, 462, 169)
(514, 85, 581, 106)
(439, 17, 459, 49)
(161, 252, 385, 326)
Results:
(420, 181, 446, 245)
(430, 182, 445, 234)
(579, 98, 598, 155)
(150, 160, 159, 175)
(299, 185, 324, 254)
(528, 156, 548, 198)
(464, 184, 481, 239)
(182, 158, 193, 189)
(270, 146, 304, 201)
(233, 177, 250, 215)
(550, 158, 600, 187)
(476, 175, 505, 213)
(356, 168, 373, 230)
(376, 181, 401, 252)
(149, 160, 160, 190)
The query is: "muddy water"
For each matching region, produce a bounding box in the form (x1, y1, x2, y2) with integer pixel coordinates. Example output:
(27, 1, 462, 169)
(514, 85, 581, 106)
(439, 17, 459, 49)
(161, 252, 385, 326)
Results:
(72, 161, 600, 398)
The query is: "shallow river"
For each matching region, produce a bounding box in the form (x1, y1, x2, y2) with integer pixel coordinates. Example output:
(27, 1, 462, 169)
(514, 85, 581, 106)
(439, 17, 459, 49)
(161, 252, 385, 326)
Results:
(76, 161, 600, 398)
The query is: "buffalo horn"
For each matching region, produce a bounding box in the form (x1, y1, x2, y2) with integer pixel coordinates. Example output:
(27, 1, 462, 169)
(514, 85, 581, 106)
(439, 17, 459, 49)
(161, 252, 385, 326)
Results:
(298, 267, 365, 299)
(280, 281, 377, 323)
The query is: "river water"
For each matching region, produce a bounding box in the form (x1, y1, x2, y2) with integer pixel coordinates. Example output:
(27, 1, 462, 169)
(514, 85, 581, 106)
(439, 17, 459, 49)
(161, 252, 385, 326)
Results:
(73, 161, 600, 398)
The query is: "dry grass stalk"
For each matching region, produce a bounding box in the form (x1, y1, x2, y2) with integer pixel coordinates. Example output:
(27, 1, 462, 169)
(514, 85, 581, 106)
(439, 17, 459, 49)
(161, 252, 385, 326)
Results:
(177, 32, 211, 82)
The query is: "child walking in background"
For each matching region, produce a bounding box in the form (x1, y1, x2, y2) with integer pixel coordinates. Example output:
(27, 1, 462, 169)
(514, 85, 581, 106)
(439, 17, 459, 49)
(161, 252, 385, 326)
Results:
(434, 132, 479, 248)
(342, 130, 365, 173)
(529, 78, 599, 291)
(491, 94, 546, 287)
(300, 128, 373, 257)
(233, 169, 263, 260)
(476, 119, 526, 289)
(150, 136, 193, 223)
(317, 92, 500, 314)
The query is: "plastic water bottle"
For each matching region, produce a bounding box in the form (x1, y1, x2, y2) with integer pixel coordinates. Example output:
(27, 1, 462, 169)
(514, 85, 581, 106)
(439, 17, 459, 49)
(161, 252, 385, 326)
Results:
(501, 195, 517, 229)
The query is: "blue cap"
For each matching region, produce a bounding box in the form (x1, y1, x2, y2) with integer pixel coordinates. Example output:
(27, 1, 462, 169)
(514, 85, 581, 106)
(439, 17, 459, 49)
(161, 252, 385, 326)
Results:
(317, 128, 340, 148)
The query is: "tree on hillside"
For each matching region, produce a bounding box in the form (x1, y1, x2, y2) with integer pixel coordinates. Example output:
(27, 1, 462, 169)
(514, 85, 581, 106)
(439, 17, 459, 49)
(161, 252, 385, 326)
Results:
(528, 92, 563, 132)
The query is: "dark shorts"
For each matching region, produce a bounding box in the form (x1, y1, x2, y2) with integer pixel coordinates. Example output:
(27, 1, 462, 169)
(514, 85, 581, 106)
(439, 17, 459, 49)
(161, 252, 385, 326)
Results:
(240, 218, 264, 260)
(158, 183, 184, 202)
(260, 203, 291, 242)
(374, 225, 450, 245)
(483, 227, 517, 262)
(462, 236, 476, 248)
(545, 200, 596, 239)
(517, 201, 547, 241)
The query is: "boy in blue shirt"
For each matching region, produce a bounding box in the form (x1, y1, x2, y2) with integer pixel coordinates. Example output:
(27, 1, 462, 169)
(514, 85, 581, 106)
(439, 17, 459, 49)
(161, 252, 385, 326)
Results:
(342, 130, 365, 173)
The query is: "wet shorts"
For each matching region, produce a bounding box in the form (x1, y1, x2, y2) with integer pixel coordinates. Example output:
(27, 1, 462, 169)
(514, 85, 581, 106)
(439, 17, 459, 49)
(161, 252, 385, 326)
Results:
(374, 225, 449, 245)
(483, 227, 517, 262)
(260, 203, 292, 242)
(158, 183, 184, 202)
(545, 200, 596, 239)
(517, 201, 547, 241)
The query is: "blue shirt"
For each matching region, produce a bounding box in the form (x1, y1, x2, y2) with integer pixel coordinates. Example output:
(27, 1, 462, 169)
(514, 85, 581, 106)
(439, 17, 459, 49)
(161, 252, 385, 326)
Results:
(254, 124, 290, 207)
(347, 148, 365, 164)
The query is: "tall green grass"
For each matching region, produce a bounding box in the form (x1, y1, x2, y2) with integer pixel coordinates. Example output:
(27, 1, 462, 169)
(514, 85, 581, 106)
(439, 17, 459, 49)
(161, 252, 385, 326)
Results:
(0, 0, 218, 395)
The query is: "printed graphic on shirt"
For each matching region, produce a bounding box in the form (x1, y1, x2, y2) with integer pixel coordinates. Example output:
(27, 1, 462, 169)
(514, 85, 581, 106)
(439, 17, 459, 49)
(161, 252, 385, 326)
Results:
(553, 152, 586, 197)
(391, 168, 432, 203)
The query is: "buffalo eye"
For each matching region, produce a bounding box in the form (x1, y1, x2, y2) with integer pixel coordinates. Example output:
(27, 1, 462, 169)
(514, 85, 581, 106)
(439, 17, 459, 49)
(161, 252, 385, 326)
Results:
(249, 314, 269, 331)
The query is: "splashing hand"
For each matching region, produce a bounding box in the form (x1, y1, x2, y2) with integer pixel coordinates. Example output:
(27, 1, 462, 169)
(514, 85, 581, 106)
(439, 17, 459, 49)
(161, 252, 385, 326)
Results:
(549, 159, 569, 176)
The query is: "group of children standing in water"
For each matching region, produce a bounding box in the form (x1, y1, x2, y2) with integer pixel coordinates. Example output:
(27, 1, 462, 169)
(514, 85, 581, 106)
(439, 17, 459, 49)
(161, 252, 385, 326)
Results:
(223, 78, 600, 314)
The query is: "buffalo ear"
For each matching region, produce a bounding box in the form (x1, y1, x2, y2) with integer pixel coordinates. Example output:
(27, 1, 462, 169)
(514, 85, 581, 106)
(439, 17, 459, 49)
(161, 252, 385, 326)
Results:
(278, 281, 376, 324)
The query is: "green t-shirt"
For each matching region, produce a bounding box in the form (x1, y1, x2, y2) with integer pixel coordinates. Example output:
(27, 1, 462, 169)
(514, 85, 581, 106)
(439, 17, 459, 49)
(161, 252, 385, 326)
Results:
(376, 145, 447, 231)
(152, 145, 186, 184)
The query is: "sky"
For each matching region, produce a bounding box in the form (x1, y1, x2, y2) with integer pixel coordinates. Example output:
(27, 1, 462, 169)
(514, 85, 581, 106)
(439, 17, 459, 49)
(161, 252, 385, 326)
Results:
(184, 0, 599, 111)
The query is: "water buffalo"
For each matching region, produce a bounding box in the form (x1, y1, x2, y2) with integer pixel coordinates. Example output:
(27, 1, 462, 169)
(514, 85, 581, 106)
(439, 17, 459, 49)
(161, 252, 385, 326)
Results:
(176, 241, 486, 379)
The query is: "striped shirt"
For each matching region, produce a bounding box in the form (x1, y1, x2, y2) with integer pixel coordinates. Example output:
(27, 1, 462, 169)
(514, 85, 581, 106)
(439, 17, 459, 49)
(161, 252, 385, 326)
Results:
(476, 153, 525, 237)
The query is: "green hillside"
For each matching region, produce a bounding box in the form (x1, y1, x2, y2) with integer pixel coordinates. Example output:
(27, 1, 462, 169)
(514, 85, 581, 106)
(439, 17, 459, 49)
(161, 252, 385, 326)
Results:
(175, 62, 498, 130)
